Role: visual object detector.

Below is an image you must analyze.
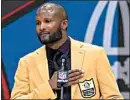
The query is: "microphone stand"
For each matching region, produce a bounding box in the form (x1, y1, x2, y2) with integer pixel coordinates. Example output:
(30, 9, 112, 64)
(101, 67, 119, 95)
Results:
(60, 58, 65, 100)
(60, 86, 64, 100)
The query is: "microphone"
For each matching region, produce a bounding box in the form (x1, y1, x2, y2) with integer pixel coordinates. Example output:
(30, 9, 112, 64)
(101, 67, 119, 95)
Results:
(57, 57, 68, 100)
(57, 57, 68, 87)
(61, 58, 66, 70)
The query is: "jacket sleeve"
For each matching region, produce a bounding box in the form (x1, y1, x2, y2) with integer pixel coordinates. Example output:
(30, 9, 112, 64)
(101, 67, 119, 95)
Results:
(96, 48, 123, 99)
(11, 58, 56, 99)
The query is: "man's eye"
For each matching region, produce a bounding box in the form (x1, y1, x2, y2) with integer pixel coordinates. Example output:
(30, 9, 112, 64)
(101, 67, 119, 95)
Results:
(36, 21, 41, 25)
(45, 20, 51, 23)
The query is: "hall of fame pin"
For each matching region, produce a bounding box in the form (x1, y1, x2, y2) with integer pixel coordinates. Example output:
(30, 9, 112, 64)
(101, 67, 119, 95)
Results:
(79, 78, 96, 98)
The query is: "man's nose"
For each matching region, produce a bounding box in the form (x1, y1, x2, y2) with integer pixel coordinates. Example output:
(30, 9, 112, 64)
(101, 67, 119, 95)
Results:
(40, 22, 47, 31)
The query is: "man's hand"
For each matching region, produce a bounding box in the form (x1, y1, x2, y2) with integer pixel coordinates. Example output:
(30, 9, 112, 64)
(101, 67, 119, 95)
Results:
(49, 69, 84, 90)
(68, 69, 84, 86)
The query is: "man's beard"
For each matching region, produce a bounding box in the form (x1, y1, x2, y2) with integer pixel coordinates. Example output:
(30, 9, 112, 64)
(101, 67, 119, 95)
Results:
(37, 27, 62, 45)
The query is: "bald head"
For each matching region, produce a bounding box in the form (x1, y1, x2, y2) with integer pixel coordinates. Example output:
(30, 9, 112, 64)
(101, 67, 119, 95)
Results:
(37, 2, 68, 20)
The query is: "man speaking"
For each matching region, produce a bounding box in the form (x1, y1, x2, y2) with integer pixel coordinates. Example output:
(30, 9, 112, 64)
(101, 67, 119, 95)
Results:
(11, 2, 123, 99)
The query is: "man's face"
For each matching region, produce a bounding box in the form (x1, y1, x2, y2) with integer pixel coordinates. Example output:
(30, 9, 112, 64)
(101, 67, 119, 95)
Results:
(36, 8, 63, 44)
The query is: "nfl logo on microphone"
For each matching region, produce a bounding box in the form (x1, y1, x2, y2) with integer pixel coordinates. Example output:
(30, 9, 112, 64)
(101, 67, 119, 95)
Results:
(59, 72, 67, 80)
(57, 71, 68, 88)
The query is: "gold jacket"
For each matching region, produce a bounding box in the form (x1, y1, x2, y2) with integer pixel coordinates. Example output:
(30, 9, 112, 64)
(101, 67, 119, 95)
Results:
(11, 38, 123, 99)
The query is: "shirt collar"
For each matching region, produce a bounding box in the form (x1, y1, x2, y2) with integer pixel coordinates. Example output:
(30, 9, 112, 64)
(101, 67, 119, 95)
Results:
(59, 37, 70, 54)
(46, 37, 70, 54)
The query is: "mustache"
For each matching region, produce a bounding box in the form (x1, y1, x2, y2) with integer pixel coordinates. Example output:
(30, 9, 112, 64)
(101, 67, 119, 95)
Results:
(39, 31, 50, 36)
(40, 31, 50, 34)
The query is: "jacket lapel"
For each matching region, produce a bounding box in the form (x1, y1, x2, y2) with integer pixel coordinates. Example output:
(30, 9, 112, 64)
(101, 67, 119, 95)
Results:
(70, 38, 85, 99)
(36, 46, 50, 81)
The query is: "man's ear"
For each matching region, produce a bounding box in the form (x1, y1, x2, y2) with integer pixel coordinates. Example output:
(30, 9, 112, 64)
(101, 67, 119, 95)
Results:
(61, 20, 68, 30)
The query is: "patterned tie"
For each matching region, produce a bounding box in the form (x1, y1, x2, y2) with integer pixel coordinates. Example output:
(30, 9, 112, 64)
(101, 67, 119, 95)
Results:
(53, 51, 61, 71)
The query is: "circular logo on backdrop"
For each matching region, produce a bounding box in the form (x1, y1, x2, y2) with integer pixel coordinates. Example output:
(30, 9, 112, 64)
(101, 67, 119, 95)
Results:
(84, 1, 129, 99)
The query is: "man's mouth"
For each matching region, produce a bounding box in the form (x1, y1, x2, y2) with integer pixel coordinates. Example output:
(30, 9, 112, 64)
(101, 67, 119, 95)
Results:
(40, 31, 50, 34)
(39, 32, 50, 37)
